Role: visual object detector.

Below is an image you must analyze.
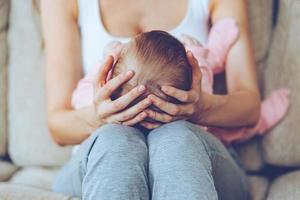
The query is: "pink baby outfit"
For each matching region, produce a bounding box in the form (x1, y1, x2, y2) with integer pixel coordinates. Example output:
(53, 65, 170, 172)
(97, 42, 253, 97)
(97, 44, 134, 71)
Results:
(182, 18, 290, 145)
(72, 19, 290, 145)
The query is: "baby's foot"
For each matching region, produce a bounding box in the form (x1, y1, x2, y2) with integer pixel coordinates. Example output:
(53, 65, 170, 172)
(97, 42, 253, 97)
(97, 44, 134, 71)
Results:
(256, 88, 290, 134)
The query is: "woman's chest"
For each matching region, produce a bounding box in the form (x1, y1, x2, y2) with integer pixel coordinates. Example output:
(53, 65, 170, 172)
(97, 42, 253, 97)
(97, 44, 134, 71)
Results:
(100, 0, 189, 37)
(79, 0, 211, 74)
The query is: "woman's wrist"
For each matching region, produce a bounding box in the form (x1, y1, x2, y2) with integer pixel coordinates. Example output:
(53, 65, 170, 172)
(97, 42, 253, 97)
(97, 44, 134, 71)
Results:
(76, 105, 105, 134)
(193, 92, 215, 125)
(194, 91, 260, 128)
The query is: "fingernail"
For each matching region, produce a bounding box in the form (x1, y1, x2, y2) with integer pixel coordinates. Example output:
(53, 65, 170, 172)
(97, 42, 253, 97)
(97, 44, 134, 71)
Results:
(161, 86, 168, 92)
(126, 71, 134, 76)
(138, 85, 146, 92)
(141, 112, 147, 117)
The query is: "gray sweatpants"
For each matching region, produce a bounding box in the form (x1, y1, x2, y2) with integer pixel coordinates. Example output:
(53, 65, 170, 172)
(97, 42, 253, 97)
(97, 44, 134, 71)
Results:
(52, 120, 249, 200)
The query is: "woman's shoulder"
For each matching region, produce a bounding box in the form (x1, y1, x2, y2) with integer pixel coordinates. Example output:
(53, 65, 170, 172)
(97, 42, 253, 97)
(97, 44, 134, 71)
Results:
(41, 0, 79, 22)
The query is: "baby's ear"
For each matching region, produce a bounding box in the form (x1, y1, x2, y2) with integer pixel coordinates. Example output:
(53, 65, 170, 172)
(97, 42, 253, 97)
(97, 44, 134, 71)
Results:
(103, 41, 124, 63)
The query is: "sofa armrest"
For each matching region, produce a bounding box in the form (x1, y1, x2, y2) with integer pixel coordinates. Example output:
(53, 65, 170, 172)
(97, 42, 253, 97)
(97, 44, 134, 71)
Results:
(262, 0, 300, 167)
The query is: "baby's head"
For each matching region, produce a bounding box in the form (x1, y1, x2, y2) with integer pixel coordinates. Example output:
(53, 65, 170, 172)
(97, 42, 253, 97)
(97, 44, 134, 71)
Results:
(111, 31, 192, 112)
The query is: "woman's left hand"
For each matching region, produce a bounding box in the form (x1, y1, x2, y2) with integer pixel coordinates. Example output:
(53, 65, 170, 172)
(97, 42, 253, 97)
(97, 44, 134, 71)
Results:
(139, 51, 207, 129)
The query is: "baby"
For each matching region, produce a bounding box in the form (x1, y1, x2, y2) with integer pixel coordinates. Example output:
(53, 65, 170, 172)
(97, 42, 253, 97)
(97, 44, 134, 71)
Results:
(109, 30, 192, 113)
(72, 19, 289, 145)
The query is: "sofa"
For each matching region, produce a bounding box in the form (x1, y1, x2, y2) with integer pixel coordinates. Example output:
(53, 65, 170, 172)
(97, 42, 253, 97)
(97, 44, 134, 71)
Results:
(0, 0, 300, 199)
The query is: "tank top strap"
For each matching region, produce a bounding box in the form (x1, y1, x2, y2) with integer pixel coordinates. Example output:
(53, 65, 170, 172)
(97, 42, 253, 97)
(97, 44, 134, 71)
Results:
(77, 0, 98, 26)
(189, 0, 211, 20)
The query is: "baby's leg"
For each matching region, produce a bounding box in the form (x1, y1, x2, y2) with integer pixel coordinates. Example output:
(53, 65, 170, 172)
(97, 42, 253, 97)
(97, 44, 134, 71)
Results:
(209, 89, 290, 144)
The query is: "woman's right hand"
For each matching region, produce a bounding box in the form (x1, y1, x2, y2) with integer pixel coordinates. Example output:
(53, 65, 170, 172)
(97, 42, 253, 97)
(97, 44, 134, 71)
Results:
(92, 56, 153, 126)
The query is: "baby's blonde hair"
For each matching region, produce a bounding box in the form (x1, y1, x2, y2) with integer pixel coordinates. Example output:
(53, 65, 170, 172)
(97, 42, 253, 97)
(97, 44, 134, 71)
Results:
(111, 31, 192, 112)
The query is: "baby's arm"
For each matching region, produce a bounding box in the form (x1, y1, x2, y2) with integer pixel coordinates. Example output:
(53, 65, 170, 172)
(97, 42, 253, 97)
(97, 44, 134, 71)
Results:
(71, 41, 123, 109)
(182, 18, 239, 74)
(206, 18, 239, 74)
(180, 18, 239, 94)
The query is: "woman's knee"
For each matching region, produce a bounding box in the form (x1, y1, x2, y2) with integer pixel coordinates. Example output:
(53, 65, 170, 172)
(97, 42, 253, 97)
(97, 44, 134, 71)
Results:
(147, 120, 205, 148)
(147, 120, 213, 166)
(88, 123, 148, 163)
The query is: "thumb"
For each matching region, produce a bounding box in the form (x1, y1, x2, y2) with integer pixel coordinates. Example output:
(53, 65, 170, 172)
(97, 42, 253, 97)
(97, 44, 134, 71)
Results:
(187, 51, 202, 88)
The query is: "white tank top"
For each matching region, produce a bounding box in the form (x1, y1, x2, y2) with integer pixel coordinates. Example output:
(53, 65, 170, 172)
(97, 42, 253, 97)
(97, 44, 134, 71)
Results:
(77, 0, 211, 74)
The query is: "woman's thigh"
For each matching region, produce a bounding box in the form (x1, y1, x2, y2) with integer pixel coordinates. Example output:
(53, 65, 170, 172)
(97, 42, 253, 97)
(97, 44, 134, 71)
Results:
(147, 120, 249, 200)
(52, 123, 148, 198)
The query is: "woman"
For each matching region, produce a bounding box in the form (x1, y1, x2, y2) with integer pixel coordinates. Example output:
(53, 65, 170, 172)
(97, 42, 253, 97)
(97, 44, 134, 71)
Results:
(41, 0, 260, 199)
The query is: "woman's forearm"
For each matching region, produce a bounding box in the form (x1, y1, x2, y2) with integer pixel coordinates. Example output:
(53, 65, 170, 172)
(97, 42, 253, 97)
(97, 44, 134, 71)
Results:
(198, 90, 260, 128)
(47, 106, 101, 146)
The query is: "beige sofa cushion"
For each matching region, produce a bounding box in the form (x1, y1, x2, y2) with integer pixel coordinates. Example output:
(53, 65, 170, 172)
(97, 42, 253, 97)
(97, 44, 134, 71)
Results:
(267, 170, 300, 200)
(234, 137, 264, 172)
(247, 0, 273, 63)
(10, 167, 59, 191)
(262, 0, 300, 166)
(0, 183, 79, 200)
(0, 0, 9, 157)
(248, 175, 269, 200)
(0, 161, 18, 182)
(8, 0, 72, 166)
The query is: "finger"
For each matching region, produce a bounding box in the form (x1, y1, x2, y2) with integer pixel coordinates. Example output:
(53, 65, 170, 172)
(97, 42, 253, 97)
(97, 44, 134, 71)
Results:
(113, 97, 152, 121)
(148, 94, 183, 116)
(140, 121, 162, 129)
(187, 51, 202, 87)
(93, 56, 115, 88)
(144, 109, 174, 123)
(96, 70, 134, 100)
(161, 85, 198, 103)
(148, 94, 196, 116)
(122, 111, 148, 126)
(111, 85, 146, 111)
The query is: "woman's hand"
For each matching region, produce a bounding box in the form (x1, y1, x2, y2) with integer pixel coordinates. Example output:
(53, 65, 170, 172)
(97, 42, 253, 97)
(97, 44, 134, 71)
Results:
(140, 52, 208, 129)
(92, 56, 153, 127)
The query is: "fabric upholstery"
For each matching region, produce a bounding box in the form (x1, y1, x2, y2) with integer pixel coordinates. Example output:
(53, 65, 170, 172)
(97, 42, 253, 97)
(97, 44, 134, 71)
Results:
(0, 161, 18, 182)
(234, 137, 264, 172)
(247, 0, 273, 63)
(0, 0, 9, 157)
(0, 183, 79, 200)
(9, 167, 59, 191)
(248, 176, 269, 200)
(8, 0, 72, 167)
(262, 0, 300, 166)
(267, 170, 300, 200)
